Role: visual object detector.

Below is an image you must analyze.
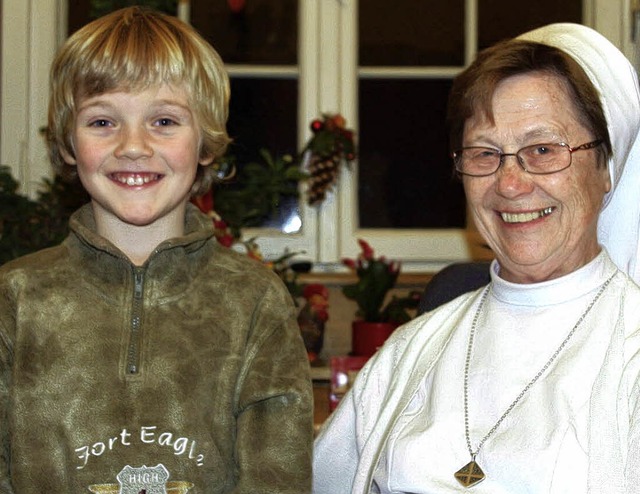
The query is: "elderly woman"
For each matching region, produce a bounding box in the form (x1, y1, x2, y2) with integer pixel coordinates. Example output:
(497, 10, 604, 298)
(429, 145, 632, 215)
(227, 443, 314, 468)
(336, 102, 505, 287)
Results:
(313, 24, 640, 493)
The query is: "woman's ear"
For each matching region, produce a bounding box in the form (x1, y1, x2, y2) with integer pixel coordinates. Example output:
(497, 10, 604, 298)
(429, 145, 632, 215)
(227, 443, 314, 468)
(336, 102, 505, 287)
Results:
(602, 166, 612, 194)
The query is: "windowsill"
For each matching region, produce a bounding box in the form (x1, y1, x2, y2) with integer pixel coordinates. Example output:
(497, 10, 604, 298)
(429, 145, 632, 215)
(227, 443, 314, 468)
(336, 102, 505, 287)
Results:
(298, 272, 434, 287)
(310, 365, 331, 381)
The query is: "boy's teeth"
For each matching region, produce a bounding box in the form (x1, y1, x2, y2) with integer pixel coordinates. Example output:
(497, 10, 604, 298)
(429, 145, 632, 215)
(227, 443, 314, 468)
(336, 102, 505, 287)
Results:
(501, 207, 554, 223)
(114, 173, 158, 186)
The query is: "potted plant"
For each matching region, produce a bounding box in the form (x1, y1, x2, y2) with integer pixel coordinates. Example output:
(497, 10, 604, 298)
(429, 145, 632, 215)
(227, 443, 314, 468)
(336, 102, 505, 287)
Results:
(342, 239, 420, 357)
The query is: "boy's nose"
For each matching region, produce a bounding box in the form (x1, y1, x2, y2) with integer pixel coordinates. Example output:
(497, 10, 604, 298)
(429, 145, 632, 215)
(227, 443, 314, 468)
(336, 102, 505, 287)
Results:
(115, 126, 153, 159)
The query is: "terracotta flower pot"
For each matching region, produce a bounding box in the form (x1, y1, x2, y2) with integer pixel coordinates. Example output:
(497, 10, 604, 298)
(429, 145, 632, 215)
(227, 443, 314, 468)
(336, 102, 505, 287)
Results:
(351, 320, 398, 357)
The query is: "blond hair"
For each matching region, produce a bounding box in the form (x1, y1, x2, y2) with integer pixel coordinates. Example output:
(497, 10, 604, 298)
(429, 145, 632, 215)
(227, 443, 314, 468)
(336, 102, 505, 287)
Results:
(47, 6, 231, 195)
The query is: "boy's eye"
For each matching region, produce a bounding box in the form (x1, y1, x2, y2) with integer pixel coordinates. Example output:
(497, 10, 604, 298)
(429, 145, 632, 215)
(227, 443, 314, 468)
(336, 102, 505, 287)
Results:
(89, 119, 113, 127)
(155, 118, 177, 126)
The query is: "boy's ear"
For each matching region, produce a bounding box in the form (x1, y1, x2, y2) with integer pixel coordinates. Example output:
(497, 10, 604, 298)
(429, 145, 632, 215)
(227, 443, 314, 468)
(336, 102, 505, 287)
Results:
(60, 146, 78, 166)
(199, 151, 214, 166)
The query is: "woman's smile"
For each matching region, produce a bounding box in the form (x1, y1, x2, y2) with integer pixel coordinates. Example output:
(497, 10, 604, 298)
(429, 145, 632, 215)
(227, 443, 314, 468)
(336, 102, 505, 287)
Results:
(499, 206, 555, 224)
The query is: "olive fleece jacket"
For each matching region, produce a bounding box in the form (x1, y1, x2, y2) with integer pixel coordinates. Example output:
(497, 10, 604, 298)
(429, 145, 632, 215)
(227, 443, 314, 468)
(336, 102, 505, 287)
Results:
(0, 203, 313, 493)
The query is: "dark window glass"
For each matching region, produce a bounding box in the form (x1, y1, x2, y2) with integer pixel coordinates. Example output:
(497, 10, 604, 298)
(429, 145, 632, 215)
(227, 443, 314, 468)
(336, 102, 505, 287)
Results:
(357, 0, 582, 232)
(227, 78, 297, 165)
(69, 0, 299, 65)
(359, 0, 465, 66)
(190, 0, 297, 64)
(357, 79, 466, 229)
(224, 78, 300, 231)
(67, 0, 177, 34)
(479, 0, 582, 50)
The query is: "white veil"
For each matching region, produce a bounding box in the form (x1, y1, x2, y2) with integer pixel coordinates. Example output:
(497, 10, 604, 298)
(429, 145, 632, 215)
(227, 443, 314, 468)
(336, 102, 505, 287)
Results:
(519, 24, 640, 281)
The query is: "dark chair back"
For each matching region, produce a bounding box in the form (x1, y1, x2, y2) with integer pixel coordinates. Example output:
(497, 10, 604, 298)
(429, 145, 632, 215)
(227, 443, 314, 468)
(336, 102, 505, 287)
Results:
(418, 261, 492, 315)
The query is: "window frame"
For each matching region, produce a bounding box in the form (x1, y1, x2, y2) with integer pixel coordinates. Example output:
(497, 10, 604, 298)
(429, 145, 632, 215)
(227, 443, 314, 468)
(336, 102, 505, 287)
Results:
(0, 0, 627, 271)
(250, 0, 625, 272)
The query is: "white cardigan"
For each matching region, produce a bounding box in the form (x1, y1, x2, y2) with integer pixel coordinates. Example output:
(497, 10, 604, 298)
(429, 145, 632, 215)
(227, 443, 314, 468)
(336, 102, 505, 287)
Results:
(313, 252, 640, 493)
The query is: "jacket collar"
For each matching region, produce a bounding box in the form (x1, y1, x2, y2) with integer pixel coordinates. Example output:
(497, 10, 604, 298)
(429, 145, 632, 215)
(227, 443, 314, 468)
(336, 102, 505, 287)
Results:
(65, 203, 218, 299)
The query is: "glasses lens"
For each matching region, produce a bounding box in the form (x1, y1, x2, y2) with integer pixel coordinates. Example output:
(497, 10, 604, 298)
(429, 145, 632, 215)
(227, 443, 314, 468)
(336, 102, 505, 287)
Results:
(456, 147, 500, 175)
(518, 144, 569, 174)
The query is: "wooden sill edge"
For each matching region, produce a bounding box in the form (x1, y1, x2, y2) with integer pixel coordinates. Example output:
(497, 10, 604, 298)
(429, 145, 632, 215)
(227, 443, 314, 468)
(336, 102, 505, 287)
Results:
(297, 272, 434, 287)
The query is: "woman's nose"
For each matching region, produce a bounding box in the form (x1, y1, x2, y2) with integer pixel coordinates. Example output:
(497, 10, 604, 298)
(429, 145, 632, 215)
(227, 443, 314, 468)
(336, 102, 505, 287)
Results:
(114, 125, 153, 159)
(494, 155, 535, 196)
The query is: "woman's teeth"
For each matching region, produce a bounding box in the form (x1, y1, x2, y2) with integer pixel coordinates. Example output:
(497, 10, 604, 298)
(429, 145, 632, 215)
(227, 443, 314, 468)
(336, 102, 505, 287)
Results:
(501, 207, 554, 223)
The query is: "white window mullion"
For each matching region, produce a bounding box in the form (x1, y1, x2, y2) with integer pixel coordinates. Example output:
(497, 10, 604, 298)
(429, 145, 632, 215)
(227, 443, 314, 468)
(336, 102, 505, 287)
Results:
(464, 0, 478, 65)
(335, 0, 360, 267)
(314, 0, 341, 265)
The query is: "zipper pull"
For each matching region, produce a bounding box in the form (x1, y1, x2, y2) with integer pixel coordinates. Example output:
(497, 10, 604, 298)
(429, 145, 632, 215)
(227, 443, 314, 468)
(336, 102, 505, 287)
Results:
(134, 270, 144, 299)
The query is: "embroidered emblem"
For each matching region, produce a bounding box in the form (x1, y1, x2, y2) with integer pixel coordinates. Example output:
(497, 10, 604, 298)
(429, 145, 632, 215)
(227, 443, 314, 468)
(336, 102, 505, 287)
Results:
(87, 464, 194, 493)
(117, 464, 169, 493)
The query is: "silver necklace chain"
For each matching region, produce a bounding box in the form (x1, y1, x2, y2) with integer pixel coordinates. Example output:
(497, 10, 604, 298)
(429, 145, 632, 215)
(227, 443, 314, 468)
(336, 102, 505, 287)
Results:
(463, 272, 616, 460)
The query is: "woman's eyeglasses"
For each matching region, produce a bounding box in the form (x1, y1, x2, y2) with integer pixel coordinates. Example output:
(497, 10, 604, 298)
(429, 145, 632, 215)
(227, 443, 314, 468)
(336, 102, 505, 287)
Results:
(452, 140, 603, 177)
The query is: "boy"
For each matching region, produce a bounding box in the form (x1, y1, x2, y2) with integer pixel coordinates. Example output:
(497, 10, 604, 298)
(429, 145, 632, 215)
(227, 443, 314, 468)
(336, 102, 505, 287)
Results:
(0, 7, 312, 493)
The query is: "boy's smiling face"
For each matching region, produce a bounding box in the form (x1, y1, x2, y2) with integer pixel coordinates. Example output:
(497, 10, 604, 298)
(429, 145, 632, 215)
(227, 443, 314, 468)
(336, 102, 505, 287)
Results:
(63, 83, 211, 233)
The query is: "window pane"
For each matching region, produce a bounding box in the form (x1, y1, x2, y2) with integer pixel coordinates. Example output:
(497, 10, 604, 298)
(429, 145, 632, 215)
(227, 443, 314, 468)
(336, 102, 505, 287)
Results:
(359, 0, 465, 66)
(222, 78, 300, 232)
(357, 79, 466, 229)
(190, 0, 297, 64)
(67, 0, 177, 34)
(227, 78, 297, 164)
(479, 0, 582, 50)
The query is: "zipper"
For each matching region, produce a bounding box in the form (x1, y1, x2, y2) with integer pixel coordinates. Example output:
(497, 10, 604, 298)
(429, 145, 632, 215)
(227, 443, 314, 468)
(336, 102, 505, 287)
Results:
(126, 268, 145, 375)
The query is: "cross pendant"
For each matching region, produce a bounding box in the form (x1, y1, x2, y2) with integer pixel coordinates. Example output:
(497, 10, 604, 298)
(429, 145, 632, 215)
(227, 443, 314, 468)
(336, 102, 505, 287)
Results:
(454, 459, 485, 488)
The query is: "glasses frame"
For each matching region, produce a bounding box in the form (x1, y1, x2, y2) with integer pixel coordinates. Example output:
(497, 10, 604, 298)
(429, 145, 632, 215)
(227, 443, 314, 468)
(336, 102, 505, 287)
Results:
(452, 139, 603, 177)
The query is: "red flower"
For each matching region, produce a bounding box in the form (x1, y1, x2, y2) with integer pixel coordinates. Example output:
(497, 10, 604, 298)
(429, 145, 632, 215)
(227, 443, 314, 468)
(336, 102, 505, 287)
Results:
(213, 218, 228, 230)
(310, 119, 324, 133)
(303, 283, 329, 299)
(227, 0, 246, 13)
(357, 239, 374, 260)
(314, 308, 329, 322)
(388, 260, 400, 275)
(331, 114, 346, 129)
(192, 190, 214, 213)
(342, 257, 357, 269)
(217, 234, 235, 248)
